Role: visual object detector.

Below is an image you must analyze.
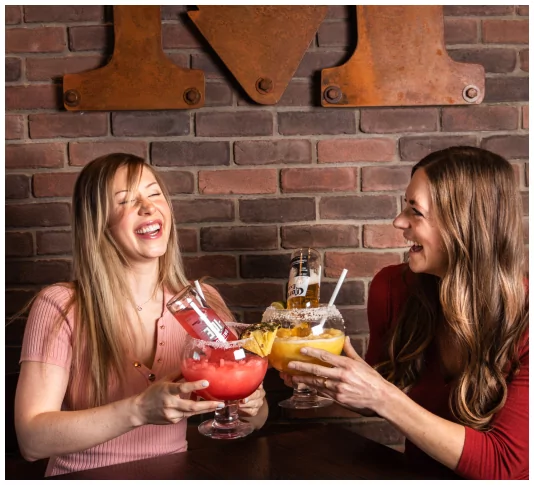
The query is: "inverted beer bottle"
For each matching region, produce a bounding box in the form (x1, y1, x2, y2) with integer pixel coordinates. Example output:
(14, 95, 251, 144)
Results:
(287, 248, 321, 309)
(167, 286, 237, 342)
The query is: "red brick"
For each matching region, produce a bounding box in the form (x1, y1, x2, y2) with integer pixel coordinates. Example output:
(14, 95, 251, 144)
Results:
(172, 199, 234, 223)
(6, 289, 39, 317)
(520, 49, 528, 72)
(201, 226, 278, 251)
(152, 141, 230, 167)
(295, 51, 349, 78)
(205, 82, 233, 107)
(399, 135, 478, 161)
(29, 113, 108, 139)
(6, 203, 70, 227)
(442, 106, 518, 131)
(36, 231, 72, 255)
(275, 81, 314, 108)
(24, 6, 105, 22)
(281, 224, 360, 249)
(6, 143, 65, 169)
(483, 20, 529, 44)
(112, 111, 189, 137)
(317, 21, 354, 48)
(6, 114, 24, 140)
(183, 255, 237, 280)
(326, 6, 351, 19)
(158, 171, 194, 195)
(517, 6, 529, 16)
(325, 251, 402, 278)
(521, 193, 528, 216)
(6, 260, 72, 285)
(481, 135, 529, 159)
(339, 308, 368, 334)
(161, 6, 188, 19)
(444, 19, 478, 44)
(484, 77, 529, 103)
(6, 57, 21, 82)
(26, 55, 105, 82)
(191, 53, 230, 79)
(196, 112, 273, 137)
(522, 106, 528, 130)
(68, 25, 112, 52)
(318, 138, 396, 163)
(234, 140, 312, 166)
(282, 167, 358, 193)
(363, 224, 406, 249)
(447, 48, 516, 74)
(444, 6, 514, 16)
(240, 254, 291, 279)
(33, 172, 79, 198)
(278, 111, 356, 136)
(6, 174, 30, 199)
(214, 283, 285, 308)
(361, 108, 438, 134)
(322, 280, 365, 306)
(6, 84, 62, 110)
(165, 53, 189, 69)
(6, 6, 22, 24)
(362, 166, 411, 192)
(162, 22, 204, 49)
(6, 27, 65, 53)
(320, 195, 397, 220)
(69, 141, 148, 166)
(199, 169, 277, 195)
(178, 228, 197, 253)
(240, 198, 315, 223)
(6, 232, 33, 257)
(512, 163, 522, 187)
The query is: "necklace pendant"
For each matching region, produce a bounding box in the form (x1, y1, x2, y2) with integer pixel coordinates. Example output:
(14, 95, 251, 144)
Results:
(136, 305, 142, 311)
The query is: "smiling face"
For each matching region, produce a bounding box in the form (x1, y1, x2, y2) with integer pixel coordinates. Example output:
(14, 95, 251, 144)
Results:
(393, 168, 448, 278)
(108, 165, 172, 265)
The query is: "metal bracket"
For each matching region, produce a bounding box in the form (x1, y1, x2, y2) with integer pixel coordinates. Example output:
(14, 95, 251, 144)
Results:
(189, 6, 327, 105)
(63, 6, 205, 111)
(321, 6, 485, 107)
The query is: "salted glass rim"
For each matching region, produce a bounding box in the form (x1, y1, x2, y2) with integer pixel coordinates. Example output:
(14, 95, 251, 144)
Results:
(185, 322, 253, 349)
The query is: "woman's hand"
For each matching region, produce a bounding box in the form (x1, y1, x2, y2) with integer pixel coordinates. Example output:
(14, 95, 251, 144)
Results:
(238, 383, 266, 417)
(131, 371, 224, 427)
(287, 337, 392, 414)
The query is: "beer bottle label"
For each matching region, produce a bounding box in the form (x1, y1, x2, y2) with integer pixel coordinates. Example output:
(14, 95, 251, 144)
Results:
(288, 275, 310, 300)
(290, 254, 310, 276)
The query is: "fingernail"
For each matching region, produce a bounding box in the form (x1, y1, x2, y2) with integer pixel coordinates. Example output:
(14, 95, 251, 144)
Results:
(288, 363, 296, 369)
(300, 348, 308, 354)
(242, 398, 249, 404)
(217, 403, 225, 409)
(202, 381, 209, 387)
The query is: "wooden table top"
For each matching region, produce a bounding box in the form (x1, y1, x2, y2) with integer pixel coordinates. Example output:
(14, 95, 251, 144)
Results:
(50, 422, 461, 480)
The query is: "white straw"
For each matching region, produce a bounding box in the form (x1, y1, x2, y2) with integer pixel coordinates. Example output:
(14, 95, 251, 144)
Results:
(194, 280, 206, 301)
(187, 298, 225, 341)
(312, 268, 348, 335)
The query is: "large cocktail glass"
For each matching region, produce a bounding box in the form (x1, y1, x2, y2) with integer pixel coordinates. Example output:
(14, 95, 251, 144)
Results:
(262, 305, 345, 409)
(180, 323, 268, 439)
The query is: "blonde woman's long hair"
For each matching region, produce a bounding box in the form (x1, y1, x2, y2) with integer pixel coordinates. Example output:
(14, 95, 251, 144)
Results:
(53, 153, 233, 409)
(375, 146, 528, 431)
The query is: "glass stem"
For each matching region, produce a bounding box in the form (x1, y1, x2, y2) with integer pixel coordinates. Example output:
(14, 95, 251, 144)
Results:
(292, 382, 318, 400)
(214, 400, 240, 426)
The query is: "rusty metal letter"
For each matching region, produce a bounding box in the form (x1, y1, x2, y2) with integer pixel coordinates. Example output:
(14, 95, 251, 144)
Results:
(63, 6, 205, 111)
(189, 6, 327, 105)
(321, 6, 485, 107)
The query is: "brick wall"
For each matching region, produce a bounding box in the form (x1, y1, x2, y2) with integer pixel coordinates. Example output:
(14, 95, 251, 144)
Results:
(5, 5, 529, 449)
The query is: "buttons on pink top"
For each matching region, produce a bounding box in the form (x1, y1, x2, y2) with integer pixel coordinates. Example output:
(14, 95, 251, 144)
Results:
(148, 373, 156, 381)
(160, 325, 165, 330)
(159, 342, 165, 346)
(133, 362, 141, 367)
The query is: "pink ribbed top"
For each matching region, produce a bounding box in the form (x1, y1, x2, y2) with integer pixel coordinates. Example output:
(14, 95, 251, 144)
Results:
(20, 284, 189, 477)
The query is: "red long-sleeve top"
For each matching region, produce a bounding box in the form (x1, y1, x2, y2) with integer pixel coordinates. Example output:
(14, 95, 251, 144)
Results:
(365, 264, 529, 480)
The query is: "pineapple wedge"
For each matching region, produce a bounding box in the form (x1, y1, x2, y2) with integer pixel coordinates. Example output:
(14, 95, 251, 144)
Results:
(241, 322, 280, 357)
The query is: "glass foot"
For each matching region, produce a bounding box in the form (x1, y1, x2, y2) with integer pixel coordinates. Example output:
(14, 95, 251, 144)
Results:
(198, 418, 254, 440)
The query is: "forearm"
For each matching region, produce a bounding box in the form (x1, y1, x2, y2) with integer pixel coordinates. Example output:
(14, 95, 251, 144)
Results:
(17, 396, 140, 461)
(240, 399, 269, 430)
(375, 382, 465, 470)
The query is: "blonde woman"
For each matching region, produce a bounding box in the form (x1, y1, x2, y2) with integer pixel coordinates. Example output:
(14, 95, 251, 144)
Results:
(284, 147, 528, 480)
(15, 153, 267, 476)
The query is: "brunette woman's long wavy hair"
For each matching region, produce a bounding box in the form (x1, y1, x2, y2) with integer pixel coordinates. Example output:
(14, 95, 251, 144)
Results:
(45, 153, 234, 409)
(374, 146, 528, 431)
